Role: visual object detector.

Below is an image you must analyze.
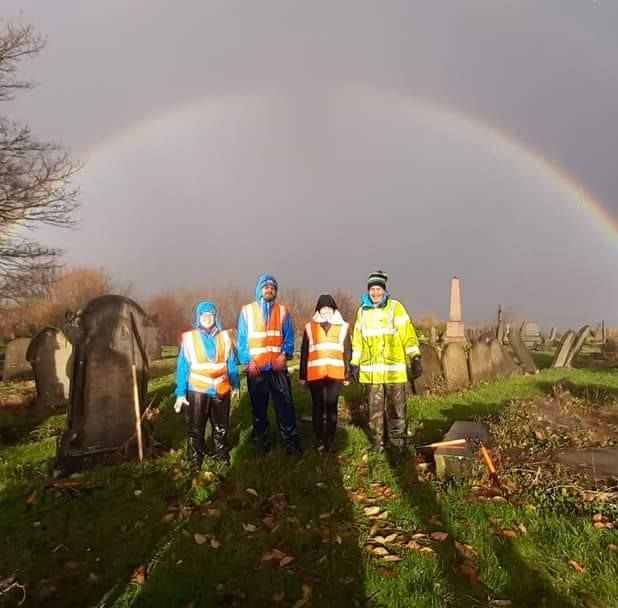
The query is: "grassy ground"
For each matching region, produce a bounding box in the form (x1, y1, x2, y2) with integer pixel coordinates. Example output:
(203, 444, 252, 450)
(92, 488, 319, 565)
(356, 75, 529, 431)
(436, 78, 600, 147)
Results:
(0, 367, 617, 607)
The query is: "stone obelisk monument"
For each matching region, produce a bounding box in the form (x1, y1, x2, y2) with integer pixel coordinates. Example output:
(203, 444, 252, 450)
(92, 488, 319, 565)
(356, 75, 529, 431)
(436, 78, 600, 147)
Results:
(445, 276, 465, 343)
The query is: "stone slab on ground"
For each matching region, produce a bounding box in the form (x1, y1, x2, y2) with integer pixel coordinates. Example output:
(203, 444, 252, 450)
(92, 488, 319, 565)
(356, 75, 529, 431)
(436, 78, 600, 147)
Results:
(434, 421, 491, 480)
(556, 447, 618, 480)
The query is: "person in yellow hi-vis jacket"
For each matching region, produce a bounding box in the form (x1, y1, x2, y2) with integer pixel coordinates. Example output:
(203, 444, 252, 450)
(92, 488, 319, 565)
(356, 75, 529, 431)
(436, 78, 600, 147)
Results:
(349, 271, 422, 461)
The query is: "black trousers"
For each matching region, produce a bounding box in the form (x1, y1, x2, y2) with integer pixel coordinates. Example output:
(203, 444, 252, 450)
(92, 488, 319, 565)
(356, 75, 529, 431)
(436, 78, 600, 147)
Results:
(185, 390, 230, 467)
(247, 370, 301, 454)
(309, 379, 342, 449)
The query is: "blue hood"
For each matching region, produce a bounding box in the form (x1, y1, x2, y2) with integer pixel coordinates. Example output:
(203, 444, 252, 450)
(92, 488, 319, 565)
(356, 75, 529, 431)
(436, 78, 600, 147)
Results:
(255, 274, 279, 323)
(361, 292, 390, 309)
(193, 300, 222, 331)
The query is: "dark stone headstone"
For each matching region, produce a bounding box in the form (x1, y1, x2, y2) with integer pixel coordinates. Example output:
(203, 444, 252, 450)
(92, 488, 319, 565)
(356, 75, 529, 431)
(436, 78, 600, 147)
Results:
(434, 421, 492, 480)
(413, 343, 443, 394)
(144, 321, 162, 362)
(468, 341, 494, 384)
(26, 327, 73, 408)
(551, 330, 575, 368)
(441, 343, 470, 391)
(55, 295, 151, 473)
(2, 337, 33, 382)
(488, 339, 517, 378)
(563, 325, 592, 368)
(509, 329, 538, 374)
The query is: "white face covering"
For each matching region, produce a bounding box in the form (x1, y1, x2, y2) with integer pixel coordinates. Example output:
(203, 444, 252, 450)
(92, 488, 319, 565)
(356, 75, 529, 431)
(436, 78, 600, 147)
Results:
(319, 306, 334, 321)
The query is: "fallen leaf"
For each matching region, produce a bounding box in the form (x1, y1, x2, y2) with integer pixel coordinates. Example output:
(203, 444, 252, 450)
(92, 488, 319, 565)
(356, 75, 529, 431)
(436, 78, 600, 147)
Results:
(593, 522, 606, 530)
(364, 506, 381, 517)
(279, 555, 295, 568)
(405, 540, 421, 551)
(372, 547, 389, 556)
(376, 566, 398, 578)
(291, 583, 312, 608)
(517, 523, 528, 536)
(273, 591, 285, 603)
(608, 544, 617, 552)
(202, 471, 215, 482)
(210, 538, 221, 549)
(361, 453, 369, 463)
(592, 513, 604, 523)
(430, 531, 448, 542)
(193, 533, 208, 545)
(242, 523, 257, 533)
(420, 547, 435, 554)
(384, 533, 398, 543)
(497, 530, 517, 539)
(369, 522, 380, 537)
(377, 511, 389, 520)
(245, 488, 259, 497)
(454, 541, 478, 559)
(374, 535, 387, 544)
(207, 508, 221, 518)
(412, 532, 428, 539)
(568, 560, 586, 573)
(382, 555, 402, 562)
(131, 565, 146, 585)
(161, 513, 175, 524)
(459, 560, 480, 585)
(492, 496, 508, 504)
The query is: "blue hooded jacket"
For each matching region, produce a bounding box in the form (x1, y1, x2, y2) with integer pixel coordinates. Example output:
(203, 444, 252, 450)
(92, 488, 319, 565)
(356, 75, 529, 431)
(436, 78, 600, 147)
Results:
(360, 291, 390, 309)
(175, 300, 239, 397)
(236, 274, 295, 367)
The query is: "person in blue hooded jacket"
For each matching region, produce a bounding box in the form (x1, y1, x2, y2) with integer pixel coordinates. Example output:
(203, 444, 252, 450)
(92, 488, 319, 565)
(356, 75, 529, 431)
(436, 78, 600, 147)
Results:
(174, 301, 239, 469)
(237, 274, 302, 455)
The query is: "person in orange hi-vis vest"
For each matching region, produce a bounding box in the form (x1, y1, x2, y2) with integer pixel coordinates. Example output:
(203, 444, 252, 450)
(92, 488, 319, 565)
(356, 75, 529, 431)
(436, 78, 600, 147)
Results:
(299, 294, 351, 453)
(237, 274, 302, 455)
(174, 301, 239, 470)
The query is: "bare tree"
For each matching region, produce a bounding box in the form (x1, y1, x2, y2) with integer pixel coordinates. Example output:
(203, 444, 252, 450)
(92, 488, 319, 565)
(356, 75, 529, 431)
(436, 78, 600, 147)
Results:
(0, 22, 80, 303)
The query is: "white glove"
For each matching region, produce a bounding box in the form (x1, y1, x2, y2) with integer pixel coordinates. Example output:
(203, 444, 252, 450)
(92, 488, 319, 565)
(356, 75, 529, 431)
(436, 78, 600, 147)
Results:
(231, 388, 240, 401)
(174, 396, 189, 413)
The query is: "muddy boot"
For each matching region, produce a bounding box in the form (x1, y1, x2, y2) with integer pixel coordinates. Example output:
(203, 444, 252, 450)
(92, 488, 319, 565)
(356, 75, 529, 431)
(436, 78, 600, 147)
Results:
(187, 436, 204, 472)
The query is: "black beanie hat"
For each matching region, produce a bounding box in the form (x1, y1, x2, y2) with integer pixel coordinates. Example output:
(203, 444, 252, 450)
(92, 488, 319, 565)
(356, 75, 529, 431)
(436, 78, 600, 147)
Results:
(367, 270, 388, 290)
(315, 294, 338, 312)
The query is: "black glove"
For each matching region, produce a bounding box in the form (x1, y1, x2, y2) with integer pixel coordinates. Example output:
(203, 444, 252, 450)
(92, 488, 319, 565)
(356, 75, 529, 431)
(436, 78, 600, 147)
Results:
(408, 357, 423, 380)
(349, 365, 360, 383)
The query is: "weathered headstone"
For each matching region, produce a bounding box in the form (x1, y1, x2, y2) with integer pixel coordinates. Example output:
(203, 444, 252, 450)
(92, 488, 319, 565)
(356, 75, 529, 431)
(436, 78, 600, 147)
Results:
(430, 326, 438, 345)
(468, 341, 495, 384)
(563, 325, 592, 368)
(441, 342, 470, 391)
(550, 330, 575, 368)
(509, 328, 538, 374)
(548, 327, 558, 343)
(519, 321, 544, 350)
(488, 339, 517, 378)
(26, 327, 73, 408)
(55, 295, 151, 474)
(496, 320, 506, 344)
(144, 321, 162, 362)
(1, 337, 33, 382)
(413, 343, 443, 394)
(445, 276, 466, 343)
(602, 337, 618, 362)
(434, 421, 492, 480)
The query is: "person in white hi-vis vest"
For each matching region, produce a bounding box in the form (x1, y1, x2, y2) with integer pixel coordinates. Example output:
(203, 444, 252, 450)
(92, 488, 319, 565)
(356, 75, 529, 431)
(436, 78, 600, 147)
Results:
(349, 271, 422, 462)
(174, 301, 239, 470)
(299, 294, 351, 453)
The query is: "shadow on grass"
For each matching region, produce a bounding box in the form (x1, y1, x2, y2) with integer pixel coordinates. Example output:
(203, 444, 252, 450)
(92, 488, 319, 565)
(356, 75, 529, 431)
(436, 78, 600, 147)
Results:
(131, 375, 367, 607)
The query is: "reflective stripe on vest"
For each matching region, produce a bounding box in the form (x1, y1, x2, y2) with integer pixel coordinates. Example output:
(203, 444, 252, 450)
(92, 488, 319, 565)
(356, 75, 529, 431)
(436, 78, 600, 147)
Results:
(243, 302, 285, 368)
(182, 329, 231, 395)
(305, 320, 348, 381)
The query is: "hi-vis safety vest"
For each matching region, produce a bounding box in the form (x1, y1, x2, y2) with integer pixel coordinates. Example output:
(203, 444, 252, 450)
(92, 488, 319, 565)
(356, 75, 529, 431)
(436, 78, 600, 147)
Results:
(305, 320, 349, 381)
(182, 329, 232, 395)
(242, 302, 286, 369)
(351, 299, 420, 384)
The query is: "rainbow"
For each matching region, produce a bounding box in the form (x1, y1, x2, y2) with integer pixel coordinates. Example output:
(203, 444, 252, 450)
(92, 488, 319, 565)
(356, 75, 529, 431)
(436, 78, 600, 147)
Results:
(2, 89, 616, 244)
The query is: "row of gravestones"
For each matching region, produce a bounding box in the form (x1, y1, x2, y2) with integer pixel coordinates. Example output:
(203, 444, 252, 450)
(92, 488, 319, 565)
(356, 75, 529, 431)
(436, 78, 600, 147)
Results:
(1, 295, 161, 474)
(412, 338, 523, 394)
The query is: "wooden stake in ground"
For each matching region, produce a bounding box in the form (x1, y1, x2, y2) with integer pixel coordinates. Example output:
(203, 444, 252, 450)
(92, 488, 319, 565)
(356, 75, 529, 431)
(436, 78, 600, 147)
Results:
(131, 364, 144, 462)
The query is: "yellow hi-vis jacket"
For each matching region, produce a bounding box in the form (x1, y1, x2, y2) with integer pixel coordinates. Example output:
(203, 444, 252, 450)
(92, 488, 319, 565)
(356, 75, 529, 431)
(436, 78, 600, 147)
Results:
(351, 298, 420, 384)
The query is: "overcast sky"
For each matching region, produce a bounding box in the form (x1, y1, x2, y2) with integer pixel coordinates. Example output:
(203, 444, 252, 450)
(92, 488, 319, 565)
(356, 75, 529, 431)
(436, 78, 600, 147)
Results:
(4, 0, 618, 328)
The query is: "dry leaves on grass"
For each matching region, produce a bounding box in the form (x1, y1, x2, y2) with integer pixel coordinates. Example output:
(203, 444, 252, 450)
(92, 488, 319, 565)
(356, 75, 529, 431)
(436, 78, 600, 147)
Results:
(291, 584, 312, 608)
(430, 531, 449, 542)
(568, 560, 586, 573)
(242, 523, 257, 533)
(454, 541, 478, 559)
(193, 533, 208, 545)
(364, 506, 381, 517)
(245, 488, 259, 497)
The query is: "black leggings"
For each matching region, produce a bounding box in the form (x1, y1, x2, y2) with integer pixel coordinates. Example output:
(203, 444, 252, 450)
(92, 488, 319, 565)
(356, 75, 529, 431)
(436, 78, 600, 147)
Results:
(308, 379, 343, 447)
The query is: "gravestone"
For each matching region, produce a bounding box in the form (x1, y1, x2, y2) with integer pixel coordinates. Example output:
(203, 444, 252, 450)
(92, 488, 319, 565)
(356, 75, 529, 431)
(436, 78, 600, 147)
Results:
(430, 326, 438, 345)
(413, 343, 443, 394)
(26, 327, 73, 408)
(441, 342, 470, 391)
(445, 276, 466, 343)
(488, 339, 517, 378)
(468, 341, 495, 384)
(496, 320, 507, 344)
(602, 337, 618, 362)
(520, 321, 544, 350)
(548, 327, 558, 343)
(144, 321, 162, 362)
(434, 421, 492, 480)
(509, 328, 538, 374)
(551, 330, 575, 368)
(55, 295, 151, 474)
(556, 447, 618, 480)
(563, 325, 592, 368)
(1, 337, 33, 382)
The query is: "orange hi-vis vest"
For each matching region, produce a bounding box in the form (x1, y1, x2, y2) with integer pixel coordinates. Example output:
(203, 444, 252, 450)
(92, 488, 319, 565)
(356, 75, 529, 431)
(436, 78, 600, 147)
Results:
(181, 329, 232, 395)
(242, 302, 286, 369)
(305, 320, 349, 382)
